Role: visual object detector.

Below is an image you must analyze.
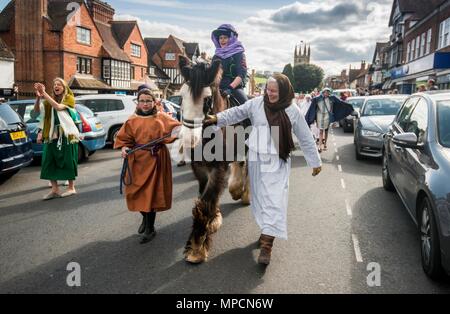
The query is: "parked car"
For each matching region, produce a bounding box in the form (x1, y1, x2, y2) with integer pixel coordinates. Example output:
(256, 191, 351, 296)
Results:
(332, 89, 357, 98)
(0, 103, 33, 178)
(8, 100, 106, 161)
(161, 99, 180, 121)
(382, 91, 450, 279)
(354, 95, 407, 159)
(340, 96, 367, 132)
(75, 94, 137, 144)
(167, 95, 182, 106)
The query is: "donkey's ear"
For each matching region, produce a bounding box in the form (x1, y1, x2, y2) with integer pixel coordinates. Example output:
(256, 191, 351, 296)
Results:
(206, 59, 222, 86)
(178, 55, 191, 81)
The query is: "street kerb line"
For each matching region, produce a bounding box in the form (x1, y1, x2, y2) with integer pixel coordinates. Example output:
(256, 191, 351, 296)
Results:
(341, 178, 346, 189)
(345, 199, 352, 216)
(352, 234, 364, 263)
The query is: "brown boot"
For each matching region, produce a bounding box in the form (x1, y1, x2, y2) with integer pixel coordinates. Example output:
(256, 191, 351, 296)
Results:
(258, 234, 275, 265)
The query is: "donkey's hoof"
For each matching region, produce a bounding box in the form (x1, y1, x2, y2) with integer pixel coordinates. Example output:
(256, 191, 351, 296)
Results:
(185, 251, 207, 264)
(241, 192, 251, 206)
(229, 187, 243, 201)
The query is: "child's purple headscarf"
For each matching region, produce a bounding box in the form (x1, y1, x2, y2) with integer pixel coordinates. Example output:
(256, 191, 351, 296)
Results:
(211, 24, 245, 59)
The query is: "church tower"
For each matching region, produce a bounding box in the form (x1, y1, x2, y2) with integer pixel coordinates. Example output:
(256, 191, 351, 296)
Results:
(294, 43, 311, 66)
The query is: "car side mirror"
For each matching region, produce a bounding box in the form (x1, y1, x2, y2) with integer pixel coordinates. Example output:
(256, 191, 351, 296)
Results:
(392, 132, 424, 149)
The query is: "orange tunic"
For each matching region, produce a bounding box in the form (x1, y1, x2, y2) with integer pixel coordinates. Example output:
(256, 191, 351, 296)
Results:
(114, 113, 181, 212)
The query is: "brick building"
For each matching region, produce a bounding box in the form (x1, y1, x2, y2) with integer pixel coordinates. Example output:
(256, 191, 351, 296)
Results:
(381, 0, 450, 93)
(145, 35, 200, 97)
(0, 0, 152, 98)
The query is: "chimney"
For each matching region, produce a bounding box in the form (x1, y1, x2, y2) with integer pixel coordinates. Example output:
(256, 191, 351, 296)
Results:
(86, 0, 115, 24)
(361, 60, 366, 70)
(14, 0, 47, 85)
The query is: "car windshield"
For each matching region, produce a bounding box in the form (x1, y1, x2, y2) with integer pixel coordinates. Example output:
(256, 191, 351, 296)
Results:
(76, 104, 94, 118)
(362, 99, 404, 116)
(0, 104, 22, 130)
(437, 100, 450, 148)
(348, 99, 365, 109)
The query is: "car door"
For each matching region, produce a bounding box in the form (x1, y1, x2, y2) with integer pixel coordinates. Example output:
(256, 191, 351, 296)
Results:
(106, 99, 126, 128)
(399, 97, 430, 214)
(387, 97, 419, 192)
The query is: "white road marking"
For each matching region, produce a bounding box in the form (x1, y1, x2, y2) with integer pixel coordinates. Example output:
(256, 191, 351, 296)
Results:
(338, 165, 342, 172)
(352, 234, 363, 263)
(333, 142, 337, 147)
(334, 148, 338, 153)
(336, 155, 340, 161)
(341, 178, 346, 189)
(345, 199, 352, 216)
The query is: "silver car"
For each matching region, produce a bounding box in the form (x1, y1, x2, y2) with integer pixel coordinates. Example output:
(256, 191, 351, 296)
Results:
(354, 95, 408, 159)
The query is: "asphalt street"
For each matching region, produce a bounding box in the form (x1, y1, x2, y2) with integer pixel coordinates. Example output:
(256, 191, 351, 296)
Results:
(1, 127, 449, 293)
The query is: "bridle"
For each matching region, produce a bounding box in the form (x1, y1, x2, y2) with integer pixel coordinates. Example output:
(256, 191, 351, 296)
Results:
(181, 93, 214, 130)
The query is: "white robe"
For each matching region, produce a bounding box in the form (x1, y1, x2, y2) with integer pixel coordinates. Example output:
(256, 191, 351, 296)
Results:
(217, 96, 322, 239)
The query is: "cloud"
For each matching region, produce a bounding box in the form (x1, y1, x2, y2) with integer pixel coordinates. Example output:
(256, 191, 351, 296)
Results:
(118, 0, 393, 76)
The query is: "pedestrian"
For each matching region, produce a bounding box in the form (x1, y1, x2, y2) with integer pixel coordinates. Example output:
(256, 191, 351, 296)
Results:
(392, 89, 399, 94)
(418, 84, 427, 92)
(300, 94, 319, 142)
(114, 89, 181, 244)
(33, 79, 81, 200)
(211, 24, 248, 106)
(427, 79, 439, 91)
(306, 88, 353, 153)
(204, 74, 322, 265)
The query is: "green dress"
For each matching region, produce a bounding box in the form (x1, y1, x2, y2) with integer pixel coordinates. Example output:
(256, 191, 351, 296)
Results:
(40, 110, 78, 181)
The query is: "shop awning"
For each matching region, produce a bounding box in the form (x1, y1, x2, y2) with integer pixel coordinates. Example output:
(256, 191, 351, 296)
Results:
(382, 79, 393, 90)
(69, 76, 111, 90)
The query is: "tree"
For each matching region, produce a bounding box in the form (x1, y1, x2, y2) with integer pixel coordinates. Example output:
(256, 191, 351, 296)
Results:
(293, 64, 324, 93)
(282, 63, 295, 87)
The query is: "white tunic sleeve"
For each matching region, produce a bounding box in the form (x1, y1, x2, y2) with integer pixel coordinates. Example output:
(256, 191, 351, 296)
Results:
(291, 106, 322, 168)
(216, 99, 252, 128)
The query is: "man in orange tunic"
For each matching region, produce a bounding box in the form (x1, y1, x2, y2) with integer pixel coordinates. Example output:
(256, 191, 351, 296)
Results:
(114, 89, 181, 244)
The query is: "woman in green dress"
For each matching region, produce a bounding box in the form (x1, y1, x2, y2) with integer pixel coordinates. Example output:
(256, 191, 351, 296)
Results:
(34, 78, 81, 200)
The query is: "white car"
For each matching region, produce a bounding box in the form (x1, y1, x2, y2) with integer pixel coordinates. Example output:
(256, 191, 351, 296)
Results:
(75, 94, 137, 143)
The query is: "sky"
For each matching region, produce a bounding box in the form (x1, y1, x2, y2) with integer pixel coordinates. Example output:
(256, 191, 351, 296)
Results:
(0, 0, 394, 76)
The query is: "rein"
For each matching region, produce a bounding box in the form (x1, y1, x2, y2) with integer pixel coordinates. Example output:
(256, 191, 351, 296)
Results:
(120, 133, 172, 194)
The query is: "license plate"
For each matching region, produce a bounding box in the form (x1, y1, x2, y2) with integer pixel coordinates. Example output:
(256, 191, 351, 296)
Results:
(10, 131, 27, 141)
(95, 123, 102, 129)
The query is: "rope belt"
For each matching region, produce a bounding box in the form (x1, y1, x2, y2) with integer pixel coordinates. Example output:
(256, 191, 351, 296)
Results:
(120, 133, 172, 195)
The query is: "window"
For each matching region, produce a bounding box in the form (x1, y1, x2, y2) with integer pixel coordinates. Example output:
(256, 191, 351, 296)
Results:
(397, 97, 419, 131)
(130, 66, 135, 80)
(77, 57, 92, 74)
(141, 67, 144, 77)
(411, 38, 416, 60)
(405, 98, 428, 143)
(415, 35, 420, 59)
(437, 100, 450, 148)
(131, 44, 141, 57)
(362, 99, 404, 116)
(149, 66, 155, 76)
(420, 33, 426, 57)
(165, 53, 176, 61)
(84, 99, 124, 113)
(103, 60, 110, 79)
(439, 18, 450, 49)
(77, 27, 91, 45)
(426, 29, 432, 54)
(406, 42, 411, 62)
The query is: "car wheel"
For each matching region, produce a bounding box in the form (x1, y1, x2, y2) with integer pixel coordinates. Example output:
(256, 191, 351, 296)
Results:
(78, 143, 87, 163)
(110, 126, 121, 145)
(419, 197, 445, 280)
(382, 152, 395, 191)
(355, 144, 363, 160)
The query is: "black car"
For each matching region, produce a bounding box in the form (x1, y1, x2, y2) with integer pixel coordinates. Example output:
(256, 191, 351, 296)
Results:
(340, 96, 366, 132)
(0, 103, 33, 179)
(382, 91, 450, 279)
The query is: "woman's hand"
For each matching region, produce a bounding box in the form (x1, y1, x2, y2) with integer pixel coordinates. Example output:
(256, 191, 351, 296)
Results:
(203, 114, 218, 126)
(34, 83, 44, 98)
(312, 166, 322, 177)
(121, 147, 130, 159)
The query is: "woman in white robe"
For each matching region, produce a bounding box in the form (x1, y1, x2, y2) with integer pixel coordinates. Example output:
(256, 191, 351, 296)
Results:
(205, 74, 322, 265)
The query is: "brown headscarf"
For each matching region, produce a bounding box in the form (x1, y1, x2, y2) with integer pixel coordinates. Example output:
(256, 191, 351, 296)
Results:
(264, 74, 296, 162)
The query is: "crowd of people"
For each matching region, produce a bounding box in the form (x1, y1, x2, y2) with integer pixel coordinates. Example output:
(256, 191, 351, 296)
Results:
(24, 23, 358, 266)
